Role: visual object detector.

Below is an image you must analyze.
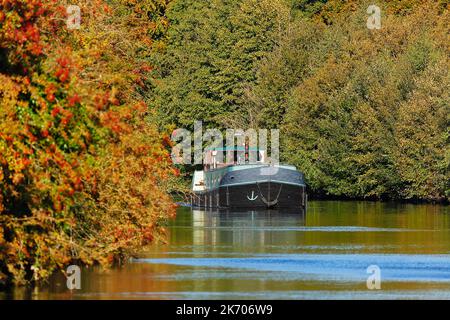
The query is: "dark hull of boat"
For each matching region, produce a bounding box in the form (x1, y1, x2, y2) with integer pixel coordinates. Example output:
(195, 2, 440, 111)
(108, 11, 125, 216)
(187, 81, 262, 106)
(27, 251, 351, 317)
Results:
(192, 182, 307, 209)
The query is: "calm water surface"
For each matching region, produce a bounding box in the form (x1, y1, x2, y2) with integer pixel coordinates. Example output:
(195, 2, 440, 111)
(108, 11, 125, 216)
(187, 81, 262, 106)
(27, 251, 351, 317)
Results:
(3, 201, 450, 299)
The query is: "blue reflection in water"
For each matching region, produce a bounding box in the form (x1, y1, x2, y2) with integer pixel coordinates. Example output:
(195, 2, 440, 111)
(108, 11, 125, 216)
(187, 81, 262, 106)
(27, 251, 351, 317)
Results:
(111, 290, 450, 300)
(135, 254, 450, 283)
(173, 226, 439, 232)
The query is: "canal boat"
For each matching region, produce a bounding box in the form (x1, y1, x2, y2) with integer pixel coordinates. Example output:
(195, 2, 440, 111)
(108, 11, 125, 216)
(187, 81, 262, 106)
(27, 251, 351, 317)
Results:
(191, 146, 307, 209)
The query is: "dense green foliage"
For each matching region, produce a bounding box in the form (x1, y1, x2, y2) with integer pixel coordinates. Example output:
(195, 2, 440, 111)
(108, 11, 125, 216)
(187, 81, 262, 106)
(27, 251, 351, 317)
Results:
(149, 0, 290, 129)
(151, 0, 449, 201)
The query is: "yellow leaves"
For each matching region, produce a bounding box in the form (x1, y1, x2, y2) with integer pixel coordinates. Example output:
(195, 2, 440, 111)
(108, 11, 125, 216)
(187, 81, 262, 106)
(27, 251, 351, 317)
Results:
(12, 173, 25, 185)
(86, 117, 176, 253)
(0, 0, 175, 286)
(0, 75, 23, 119)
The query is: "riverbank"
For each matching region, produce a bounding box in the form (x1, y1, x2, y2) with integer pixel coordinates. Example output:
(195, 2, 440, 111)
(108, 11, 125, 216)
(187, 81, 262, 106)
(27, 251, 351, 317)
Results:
(175, 173, 449, 205)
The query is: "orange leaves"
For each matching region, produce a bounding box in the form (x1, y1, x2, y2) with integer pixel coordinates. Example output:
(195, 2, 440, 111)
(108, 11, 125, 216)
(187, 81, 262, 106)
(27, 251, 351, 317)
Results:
(45, 84, 57, 102)
(1, 0, 175, 286)
(55, 68, 69, 83)
(100, 110, 126, 134)
(72, 176, 82, 192)
(23, 22, 40, 43)
(162, 134, 173, 148)
(12, 173, 25, 185)
(2, 135, 14, 144)
(50, 105, 73, 127)
(139, 64, 153, 73)
(172, 167, 180, 177)
(60, 110, 73, 126)
(55, 56, 71, 83)
(67, 94, 81, 107)
(41, 129, 49, 138)
(0, 0, 53, 69)
(56, 56, 70, 68)
(142, 230, 154, 245)
(94, 92, 109, 111)
(50, 106, 60, 117)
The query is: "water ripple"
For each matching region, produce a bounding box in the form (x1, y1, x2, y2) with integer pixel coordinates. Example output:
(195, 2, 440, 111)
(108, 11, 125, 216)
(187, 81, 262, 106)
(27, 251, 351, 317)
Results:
(134, 254, 450, 283)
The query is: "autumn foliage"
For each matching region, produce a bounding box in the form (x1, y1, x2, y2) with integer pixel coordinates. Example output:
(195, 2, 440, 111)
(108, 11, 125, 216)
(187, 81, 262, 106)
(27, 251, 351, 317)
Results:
(0, 0, 176, 285)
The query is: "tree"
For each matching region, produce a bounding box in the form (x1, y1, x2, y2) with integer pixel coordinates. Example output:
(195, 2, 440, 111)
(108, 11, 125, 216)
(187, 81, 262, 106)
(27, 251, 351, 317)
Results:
(394, 58, 449, 201)
(279, 1, 449, 200)
(148, 0, 290, 130)
(1, 0, 176, 285)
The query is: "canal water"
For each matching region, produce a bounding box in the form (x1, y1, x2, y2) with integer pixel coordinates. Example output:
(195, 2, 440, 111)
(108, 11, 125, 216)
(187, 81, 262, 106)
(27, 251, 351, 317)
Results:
(3, 201, 450, 299)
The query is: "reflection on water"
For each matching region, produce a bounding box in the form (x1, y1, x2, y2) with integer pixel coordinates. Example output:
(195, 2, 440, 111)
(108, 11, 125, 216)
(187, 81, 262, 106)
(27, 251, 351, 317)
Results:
(2, 201, 450, 300)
